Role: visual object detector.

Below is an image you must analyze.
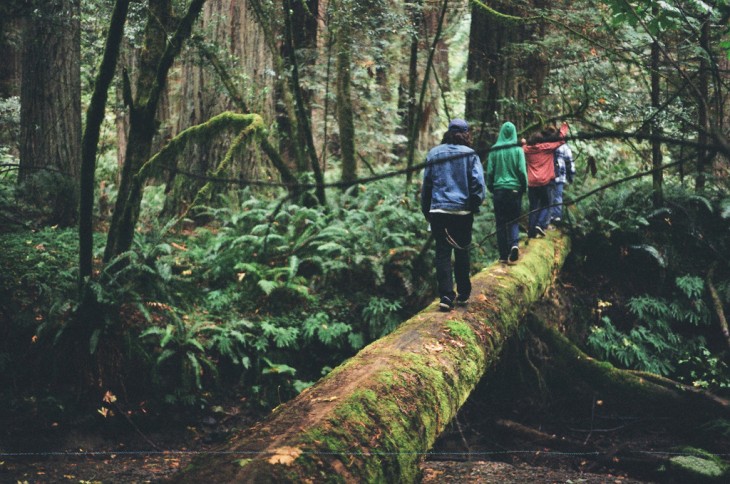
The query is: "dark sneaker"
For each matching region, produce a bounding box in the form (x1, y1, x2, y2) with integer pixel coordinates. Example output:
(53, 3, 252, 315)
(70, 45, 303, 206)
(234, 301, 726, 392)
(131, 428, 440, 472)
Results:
(535, 226, 546, 238)
(508, 246, 519, 264)
(456, 294, 470, 306)
(439, 296, 454, 311)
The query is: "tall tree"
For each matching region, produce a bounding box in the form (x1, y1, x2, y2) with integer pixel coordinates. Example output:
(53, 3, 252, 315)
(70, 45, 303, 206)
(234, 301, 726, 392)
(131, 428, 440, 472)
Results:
(333, 0, 357, 186)
(404, 0, 450, 184)
(650, 9, 663, 208)
(18, 0, 81, 226)
(163, 0, 279, 217)
(282, 0, 326, 203)
(466, 1, 549, 145)
(0, 2, 24, 98)
(104, 0, 206, 261)
(78, 0, 131, 284)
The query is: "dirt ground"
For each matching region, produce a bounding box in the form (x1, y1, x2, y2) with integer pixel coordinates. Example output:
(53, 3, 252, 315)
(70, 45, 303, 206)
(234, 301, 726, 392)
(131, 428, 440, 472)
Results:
(0, 398, 691, 484)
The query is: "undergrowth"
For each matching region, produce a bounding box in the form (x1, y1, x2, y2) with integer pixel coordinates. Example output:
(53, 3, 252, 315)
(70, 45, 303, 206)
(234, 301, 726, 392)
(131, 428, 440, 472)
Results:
(0, 178, 499, 421)
(568, 180, 730, 394)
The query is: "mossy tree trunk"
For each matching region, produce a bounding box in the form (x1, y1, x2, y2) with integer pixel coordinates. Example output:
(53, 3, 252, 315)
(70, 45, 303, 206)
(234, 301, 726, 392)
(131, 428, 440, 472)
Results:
(172, 232, 571, 483)
(104, 0, 205, 261)
(526, 315, 730, 420)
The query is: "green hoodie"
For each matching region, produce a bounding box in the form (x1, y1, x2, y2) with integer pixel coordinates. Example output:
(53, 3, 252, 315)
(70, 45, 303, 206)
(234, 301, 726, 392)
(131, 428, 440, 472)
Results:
(486, 122, 528, 193)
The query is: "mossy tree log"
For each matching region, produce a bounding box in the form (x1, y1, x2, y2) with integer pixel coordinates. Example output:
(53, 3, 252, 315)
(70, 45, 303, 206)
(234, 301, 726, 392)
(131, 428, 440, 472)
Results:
(527, 315, 730, 420)
(172, 232, 571, 483)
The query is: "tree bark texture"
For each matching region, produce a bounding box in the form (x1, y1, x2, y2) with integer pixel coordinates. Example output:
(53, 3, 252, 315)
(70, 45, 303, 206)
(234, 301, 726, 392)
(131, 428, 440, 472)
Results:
(18, 0, 81, 226)
(334, 0, 356, 186)
(0, 13, 22, 98)
(104, 0, 205, 261)
(466, 0, 548, 148)
(172, 232, 571, 483)
(163, 0, 277, 217)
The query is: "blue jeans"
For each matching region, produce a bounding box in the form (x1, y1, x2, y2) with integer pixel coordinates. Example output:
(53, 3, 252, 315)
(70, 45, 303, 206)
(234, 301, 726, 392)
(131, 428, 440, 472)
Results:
(493, 189, 522, 260)
(528, 185, 550, 237)
(430, 213, 473, 300)
(550, 181, 564, 221)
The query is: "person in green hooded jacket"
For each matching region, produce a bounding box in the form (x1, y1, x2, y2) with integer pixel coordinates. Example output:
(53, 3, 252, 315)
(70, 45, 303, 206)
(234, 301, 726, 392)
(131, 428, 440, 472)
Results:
(486, 121, 528, 264)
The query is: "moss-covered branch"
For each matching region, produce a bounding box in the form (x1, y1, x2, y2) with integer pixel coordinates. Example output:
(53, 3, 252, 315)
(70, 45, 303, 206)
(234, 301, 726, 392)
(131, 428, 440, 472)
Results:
(526, 316, 730, 419)
(468, 0, 542, 23)
(171, 232, 571, 483)
(134, 112, 263, 183)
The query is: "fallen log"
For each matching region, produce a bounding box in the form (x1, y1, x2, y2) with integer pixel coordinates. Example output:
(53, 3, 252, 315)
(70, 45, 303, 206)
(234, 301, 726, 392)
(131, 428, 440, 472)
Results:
(172, 232, 571, 483)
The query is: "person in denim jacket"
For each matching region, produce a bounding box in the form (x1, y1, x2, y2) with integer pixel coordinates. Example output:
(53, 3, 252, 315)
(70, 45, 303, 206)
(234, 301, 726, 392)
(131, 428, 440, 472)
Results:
(421, 119, 486, 311)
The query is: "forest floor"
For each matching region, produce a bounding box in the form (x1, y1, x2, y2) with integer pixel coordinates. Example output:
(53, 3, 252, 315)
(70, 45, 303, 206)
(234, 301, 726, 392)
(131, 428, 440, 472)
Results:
(0, 396, 674, 483)
(2, 267, 726, 483)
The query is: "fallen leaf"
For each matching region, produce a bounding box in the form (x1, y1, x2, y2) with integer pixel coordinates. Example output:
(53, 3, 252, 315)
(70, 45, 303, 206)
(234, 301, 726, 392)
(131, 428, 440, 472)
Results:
(268, 446, 302, 465)
(103, 390, 117, 404)
(424, 342, 444, 352)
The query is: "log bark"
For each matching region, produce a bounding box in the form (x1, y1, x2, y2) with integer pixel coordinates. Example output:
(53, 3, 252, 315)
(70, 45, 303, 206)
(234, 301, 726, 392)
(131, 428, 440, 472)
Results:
(171, 232, 571, 483)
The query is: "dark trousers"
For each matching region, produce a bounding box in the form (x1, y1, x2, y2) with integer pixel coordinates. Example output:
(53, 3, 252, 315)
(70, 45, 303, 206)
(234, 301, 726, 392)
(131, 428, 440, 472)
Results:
(528, 185, 551, 237)
(430, 212, 473, 300)
(493, 189, 522, 260)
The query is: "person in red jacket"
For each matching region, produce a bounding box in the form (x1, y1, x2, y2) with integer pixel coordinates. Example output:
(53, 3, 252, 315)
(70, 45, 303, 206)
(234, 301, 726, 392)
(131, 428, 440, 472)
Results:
(522, 122, 568, 238)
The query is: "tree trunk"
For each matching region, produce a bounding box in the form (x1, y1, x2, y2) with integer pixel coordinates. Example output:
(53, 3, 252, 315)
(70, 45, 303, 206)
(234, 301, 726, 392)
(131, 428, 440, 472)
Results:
(466, 1, 548, 147)
(650, 9, 663, 208)
(78, 0, 131, 284)
(0, 8, 22, 98)
(18, 0, 81, 227)
(334, 0, 356, 186)
(404, 0, 449, 184)
(172, 232, 571, 482)
(163, 0, 279, 218)
(695, 18, 710, 192)
(104, 0, 205, 261)
(282, 0, 325, 204)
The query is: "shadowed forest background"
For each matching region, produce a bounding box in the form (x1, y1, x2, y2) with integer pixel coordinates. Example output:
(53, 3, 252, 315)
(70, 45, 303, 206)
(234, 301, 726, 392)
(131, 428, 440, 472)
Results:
(1, 0, 730, 481)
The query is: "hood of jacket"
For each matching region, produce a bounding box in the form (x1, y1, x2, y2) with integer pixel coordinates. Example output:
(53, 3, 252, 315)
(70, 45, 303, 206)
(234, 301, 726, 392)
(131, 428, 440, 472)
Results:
(493, 122, 518, 147)
(486, 121, 527, 192)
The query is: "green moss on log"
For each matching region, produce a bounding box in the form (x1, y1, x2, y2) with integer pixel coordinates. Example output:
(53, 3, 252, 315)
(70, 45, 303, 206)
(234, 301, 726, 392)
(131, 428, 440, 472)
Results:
(171, 232, 571, 483)
(669, 453, 727, 482)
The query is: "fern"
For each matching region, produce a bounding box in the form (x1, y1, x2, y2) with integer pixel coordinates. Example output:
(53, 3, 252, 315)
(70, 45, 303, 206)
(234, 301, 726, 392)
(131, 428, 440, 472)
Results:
(588, 274, 714, 378)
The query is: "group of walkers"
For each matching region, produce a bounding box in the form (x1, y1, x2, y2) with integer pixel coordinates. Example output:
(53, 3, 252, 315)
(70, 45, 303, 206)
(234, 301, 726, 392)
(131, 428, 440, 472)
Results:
(421, 119, 574, 311)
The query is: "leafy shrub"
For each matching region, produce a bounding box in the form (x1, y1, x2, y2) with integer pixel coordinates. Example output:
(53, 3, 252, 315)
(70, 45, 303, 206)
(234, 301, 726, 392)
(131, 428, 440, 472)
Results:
(588, 274, 730, 391)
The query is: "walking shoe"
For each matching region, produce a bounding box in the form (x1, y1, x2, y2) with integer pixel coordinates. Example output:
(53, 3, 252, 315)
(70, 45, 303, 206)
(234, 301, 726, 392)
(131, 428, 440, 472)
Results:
(508, 246, 519, 264)
(456, 294, 470, 306)
(535, 226, 546, 238)
(439, 296, 454, 311)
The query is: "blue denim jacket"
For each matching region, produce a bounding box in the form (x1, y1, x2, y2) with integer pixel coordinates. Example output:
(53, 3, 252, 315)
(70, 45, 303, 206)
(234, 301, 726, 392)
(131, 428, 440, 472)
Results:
(421, 144, 486, 217)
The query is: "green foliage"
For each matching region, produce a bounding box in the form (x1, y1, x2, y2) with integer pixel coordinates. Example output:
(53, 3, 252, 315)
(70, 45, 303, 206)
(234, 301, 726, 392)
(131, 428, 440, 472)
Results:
(588, 274, 729, 391)
(362, 296, 402, 339)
